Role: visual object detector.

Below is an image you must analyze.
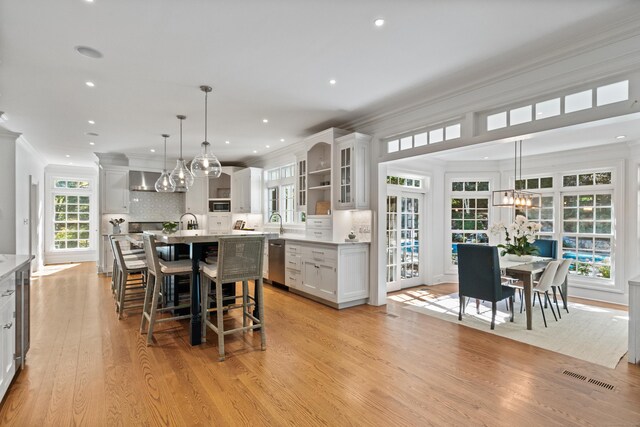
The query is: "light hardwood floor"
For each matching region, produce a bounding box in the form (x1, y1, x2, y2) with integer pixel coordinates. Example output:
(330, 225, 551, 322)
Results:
(1, 262, 639, 426)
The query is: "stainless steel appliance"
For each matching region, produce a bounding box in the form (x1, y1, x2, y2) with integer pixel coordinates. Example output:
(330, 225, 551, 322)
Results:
(129, 170, 161, 191)
(209, 200, 231, 212)
(14, 261, 31, 369)
(268, 239, 285, 285)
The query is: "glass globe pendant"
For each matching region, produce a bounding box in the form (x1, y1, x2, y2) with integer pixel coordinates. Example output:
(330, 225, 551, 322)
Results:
(170, 115, 195, 192)
(191, 85, 222, 178)
(155, 134, 176, 192)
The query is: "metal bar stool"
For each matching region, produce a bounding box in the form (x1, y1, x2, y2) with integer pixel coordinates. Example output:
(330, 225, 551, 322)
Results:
(140, 234, 193, 345)
(112, 238, 148, 319)
(200, 235, 266, 361)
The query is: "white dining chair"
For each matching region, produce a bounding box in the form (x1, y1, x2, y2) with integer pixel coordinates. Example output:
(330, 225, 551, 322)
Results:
(551, 259, 572, 317)
(532, 260, 561, 327)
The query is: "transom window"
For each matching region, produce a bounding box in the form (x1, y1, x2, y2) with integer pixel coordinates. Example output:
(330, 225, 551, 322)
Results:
(386, 122, 461, 154)
(54, 179, 90, 189)
(452, 180, 489, 192)
(562, 171, 612, 187)
(387, 175, 422, 188)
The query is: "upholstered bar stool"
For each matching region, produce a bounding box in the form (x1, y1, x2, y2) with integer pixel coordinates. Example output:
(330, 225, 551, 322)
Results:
(112, 238, 148, 319)
(140, 234, 194, 345)
(200, 235, 266, 361)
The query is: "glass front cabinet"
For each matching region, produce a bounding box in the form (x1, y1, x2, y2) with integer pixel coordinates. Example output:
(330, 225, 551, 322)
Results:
(334, 132, 371, 210)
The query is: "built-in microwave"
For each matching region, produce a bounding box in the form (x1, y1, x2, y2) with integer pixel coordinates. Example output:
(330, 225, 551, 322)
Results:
(209, 200, 231, 212)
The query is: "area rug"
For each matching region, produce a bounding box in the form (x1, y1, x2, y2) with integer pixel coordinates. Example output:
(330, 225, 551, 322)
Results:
(394, 289, 628, 369)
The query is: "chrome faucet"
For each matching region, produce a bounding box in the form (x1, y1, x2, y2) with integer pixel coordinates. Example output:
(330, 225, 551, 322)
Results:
(179, 212, 199, 230)
(269, 212, 285, 235)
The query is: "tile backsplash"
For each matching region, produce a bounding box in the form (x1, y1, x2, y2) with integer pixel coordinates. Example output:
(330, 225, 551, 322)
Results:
(129, 192, 184, 221)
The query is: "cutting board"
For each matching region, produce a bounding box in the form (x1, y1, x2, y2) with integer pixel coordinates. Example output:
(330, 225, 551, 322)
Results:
(315, 201, 331, 215)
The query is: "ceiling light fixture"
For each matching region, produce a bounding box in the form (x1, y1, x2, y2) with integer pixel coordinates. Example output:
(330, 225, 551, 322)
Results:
(65, 154, 70, 158)
(492, 140, 540, 208)
(89, 142, 95, 145)
(88, 120, 95, 124)
(616, 135, 626, 139)
(280, 138, 285, 142)
(225, 140, 230, 144)
(329, 79, 336, 85)
(156, 134, 176, 193)
(374, 18, 385, 27)
(150, 149, 155, 153)
(266, 145, 270, 148)
(253, 150, 257, 153)
(85, 81, 95, 87)
(170, 115, 194, 192)
(75, 46, 102, 59)
(262, 119, 268, 123)
(191, 85, 222, 178)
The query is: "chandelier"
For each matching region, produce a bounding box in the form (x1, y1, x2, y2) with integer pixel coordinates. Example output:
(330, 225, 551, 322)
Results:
(191, 85, 222, 178)
(492, 140, 540, 207)
(170, 114, 195, 192)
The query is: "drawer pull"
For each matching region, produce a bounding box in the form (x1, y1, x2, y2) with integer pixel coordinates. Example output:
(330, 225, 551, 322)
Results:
(3, 322, 12, 329)
(1, 289, 15, 297)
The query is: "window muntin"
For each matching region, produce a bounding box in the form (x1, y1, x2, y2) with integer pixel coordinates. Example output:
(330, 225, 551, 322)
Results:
(561, 192, 613, 280)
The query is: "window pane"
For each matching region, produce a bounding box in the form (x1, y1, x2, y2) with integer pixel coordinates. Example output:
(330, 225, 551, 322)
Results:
(477, 181, 489, 192)
(400, 136, 413, 150)
(565, 90, 592, 113)
(429, 128, 443, 144)
(579, 174, 594, 186)
(414, 132, 428, 147)
(563, 175, 577, 187)
(445, 124, 461, 140)
(510, 105, 532, 126)
(388, 140, 399, 153)
(595, 172, 612, 185)
(464, 182, 476, 192)
(452, 182, 463, 192)
(540, 177, 553, 188)
(596, 194, 611, 206)
(596, 80, 629, 106)
(527, 178, 539, 189)
(535, 98, 561, 119)
(487, 112, 507, 130)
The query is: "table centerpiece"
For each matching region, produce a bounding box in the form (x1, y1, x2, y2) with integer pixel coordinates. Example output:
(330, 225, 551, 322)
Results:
(489, 215, 541, 262)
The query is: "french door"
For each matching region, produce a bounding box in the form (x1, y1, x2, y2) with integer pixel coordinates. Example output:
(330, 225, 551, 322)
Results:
(386, 191, 424, 292)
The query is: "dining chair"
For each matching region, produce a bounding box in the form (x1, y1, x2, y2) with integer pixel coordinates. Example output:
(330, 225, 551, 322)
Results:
(551, 259, 572, 316)
(532, 239, 558, 259)
(457, 244, 515, 330)
(532, 260, 561, 327)
(140, 234, 194, 345)
(200, 235, 266, 361)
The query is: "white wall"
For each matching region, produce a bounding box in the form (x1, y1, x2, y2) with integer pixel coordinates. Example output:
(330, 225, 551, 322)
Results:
(15, 136, 46, 270)
(44, 165, 99, 264)
(0, 129, 18, 254)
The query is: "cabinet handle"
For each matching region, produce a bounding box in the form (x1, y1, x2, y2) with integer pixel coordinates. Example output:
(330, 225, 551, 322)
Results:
(3, 322, 12, 329)
(1, 289, 15, 297)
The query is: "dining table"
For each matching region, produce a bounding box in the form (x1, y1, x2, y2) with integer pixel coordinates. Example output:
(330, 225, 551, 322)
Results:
(500, 257, 554, 330)
(143, 229, 278, 345)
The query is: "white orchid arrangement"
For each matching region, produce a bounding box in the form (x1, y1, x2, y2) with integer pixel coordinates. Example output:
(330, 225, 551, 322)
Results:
(490, 215, 541, 256)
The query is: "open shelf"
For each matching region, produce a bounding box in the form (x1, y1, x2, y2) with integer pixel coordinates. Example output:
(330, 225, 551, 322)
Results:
(308, 185, 331, 190)
(308, 167, 332, 175)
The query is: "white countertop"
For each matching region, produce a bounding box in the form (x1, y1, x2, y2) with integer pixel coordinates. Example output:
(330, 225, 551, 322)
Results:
(144, 229, 279, 244)
(0, 254, 34, 281)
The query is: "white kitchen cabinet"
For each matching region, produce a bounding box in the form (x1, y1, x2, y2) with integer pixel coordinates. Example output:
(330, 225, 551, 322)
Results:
(297, 157, 307, 211)
(289, 240, 368, 308)
(232, 167, 262, 214)
(185, 176, 208, 215)
(334, 132, 371, 210)
(0, 289, 16, 401)
(101, 168, 129, 214)
(207, 213, 231, 233)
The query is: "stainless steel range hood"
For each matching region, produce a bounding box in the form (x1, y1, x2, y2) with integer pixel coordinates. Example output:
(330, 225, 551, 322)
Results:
(129, 170, 161, 192)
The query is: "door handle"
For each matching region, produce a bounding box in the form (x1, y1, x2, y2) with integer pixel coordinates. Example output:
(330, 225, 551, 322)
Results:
(1, 289, 15, 297)
(3, 322, 13, 329)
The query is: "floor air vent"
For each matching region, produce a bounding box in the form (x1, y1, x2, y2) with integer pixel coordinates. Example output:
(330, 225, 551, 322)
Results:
(562, 370, 615, 390)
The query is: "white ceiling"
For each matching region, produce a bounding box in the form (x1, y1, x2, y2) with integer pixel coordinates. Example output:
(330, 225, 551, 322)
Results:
(0, 0, 634, 167)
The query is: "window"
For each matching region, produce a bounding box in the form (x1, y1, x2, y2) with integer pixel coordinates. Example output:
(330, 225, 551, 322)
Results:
(267, 187, 278, 220)
(54, 179, 90, 189)
(451, 197, 489, 264)
(561, 192, 613, 279)
(384, 121, 462, 153)
(53, 194, 91, 250)
(562, 171, 612, 187)
(266, 163, 297, 224)
(267, 168, 280, 181)
(516, 195, 554, 235)
(282, 184, 295, 223)
(387, 175, 422, 188)
(451, 180, 489, 192)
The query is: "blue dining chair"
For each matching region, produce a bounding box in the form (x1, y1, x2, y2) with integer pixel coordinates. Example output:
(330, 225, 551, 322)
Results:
(532, 239, 558, 259)
(457, 244, 515, 330)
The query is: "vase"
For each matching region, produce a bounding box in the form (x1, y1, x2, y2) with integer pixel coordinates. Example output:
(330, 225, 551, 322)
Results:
(506, 254, 533, 263)
(112, 224, 121, 234)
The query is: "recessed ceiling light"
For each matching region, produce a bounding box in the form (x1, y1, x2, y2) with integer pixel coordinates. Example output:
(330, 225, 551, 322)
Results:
(616, 135, 626, 139)
(225, 140, 230, 144)
(265, 145, 270, 148)
(68, 162, 73, 165)
(329, 79, 336, 85)
(84, 0, 94, 3)
(150, 149, 156, 153)
(85, 81, 95, 87)
(65, 154, 71, 158)
(75, 46, 102, 59)
(253, 150, 257, 153)
(89, 142, 95, 145)
(483, 156, 489, 160)
(280, 138, 285, 142)
(85, 132, 99, 136)
(374, 18, 385, 27)
(88, 120, 95, 124)
(262, 119, 268, 123)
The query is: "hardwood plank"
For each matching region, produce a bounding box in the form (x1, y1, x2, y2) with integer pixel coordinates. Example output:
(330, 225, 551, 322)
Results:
(0, 263, 638, 426)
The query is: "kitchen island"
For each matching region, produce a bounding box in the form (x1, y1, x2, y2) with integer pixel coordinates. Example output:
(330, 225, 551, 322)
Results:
(143, 230, 278, 345)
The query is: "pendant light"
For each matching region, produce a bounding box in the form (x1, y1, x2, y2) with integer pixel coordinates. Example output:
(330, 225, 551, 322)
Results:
(191, 85, 222, 178)
(170, 115, 195, 192)
(492, 140, 540, 208)
(155, 133, 176, 192)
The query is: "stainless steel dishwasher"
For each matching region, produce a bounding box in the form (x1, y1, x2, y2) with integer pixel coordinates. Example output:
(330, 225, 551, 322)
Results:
(268, 239, 286, 285)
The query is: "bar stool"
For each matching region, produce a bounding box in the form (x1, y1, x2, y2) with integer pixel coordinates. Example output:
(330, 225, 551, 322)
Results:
(109, 235, 145, 296)
(200, 235, 266, 361)
(112, 238, 148, 319)
(140, 234, 194, 345)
